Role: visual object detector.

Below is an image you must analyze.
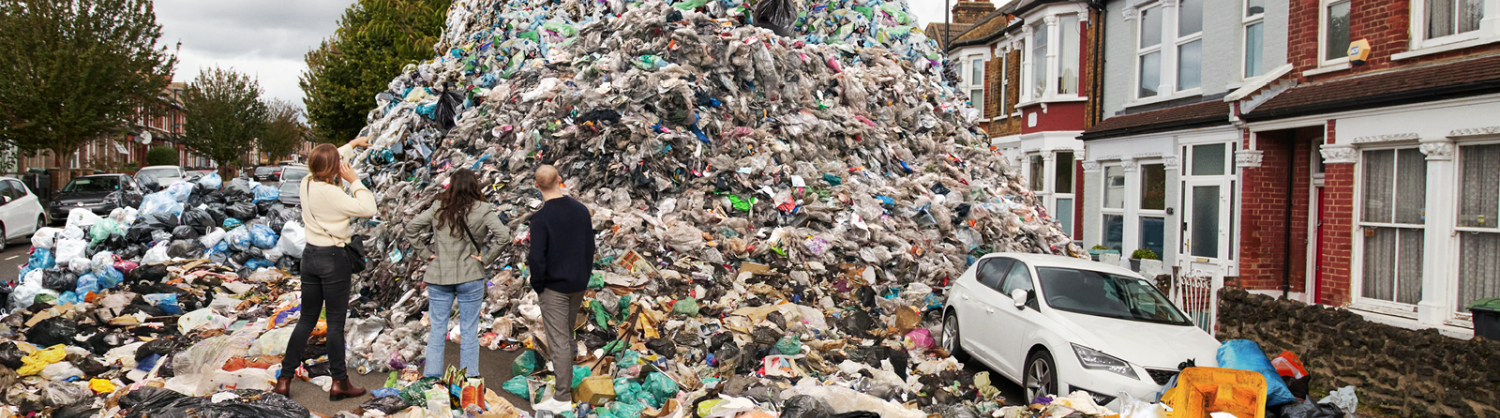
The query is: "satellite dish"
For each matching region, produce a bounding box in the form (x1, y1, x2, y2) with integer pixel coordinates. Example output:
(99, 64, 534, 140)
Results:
(140, 132, 152, 145)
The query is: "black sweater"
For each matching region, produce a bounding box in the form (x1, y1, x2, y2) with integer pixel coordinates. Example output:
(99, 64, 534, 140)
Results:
(527, 196, 596, 293)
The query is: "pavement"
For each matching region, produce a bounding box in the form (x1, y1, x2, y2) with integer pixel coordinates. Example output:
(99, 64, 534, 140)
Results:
(294, 341, 535, 416)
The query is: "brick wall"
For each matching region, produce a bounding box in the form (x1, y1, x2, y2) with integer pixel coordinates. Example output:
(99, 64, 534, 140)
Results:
(1238, 128, 1317, 294)
(1219, 289, 1500, 417)
(1288, 0, 1500, 82)
(1319, 121, 1354, 306)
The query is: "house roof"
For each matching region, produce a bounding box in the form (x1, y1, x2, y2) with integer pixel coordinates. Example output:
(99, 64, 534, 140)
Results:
(946, 9, 1012, 50)
(925, 22, 975, 50)
(1242, 53, 1500, 121)
(1079, 100, 1231, 140)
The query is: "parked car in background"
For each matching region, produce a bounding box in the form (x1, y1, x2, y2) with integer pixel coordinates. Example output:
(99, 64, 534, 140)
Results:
(254, 166, 283, 182)
(48, 174, 143, 226)
(135, 166, 185, 189)
(277, 165, 309, 205)
(185, 169, 216, 181)
(0, 176, 46, 251)
(942, 253, 1220, 409)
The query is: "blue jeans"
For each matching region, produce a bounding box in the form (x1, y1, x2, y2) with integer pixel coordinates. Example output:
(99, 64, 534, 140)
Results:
(425, 280, 485, 377)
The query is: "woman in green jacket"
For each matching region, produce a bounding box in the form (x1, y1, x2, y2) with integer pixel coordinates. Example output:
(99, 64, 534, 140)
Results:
(405, 168, 510, 377)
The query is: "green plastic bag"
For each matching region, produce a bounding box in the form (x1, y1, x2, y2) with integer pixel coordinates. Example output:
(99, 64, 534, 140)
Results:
(609, 401, 646, 418)
(573, 365, 591, 388)
(90, 219, 122, 246)
(727, 195, 755, 212)
(513, 350, 540, 376)
(501, 375, 531, 399)
(616, 350, 642, 367)
(588, 272, 606, 289)
(541, 21, 577, 37)
(853, 6, 874, 21)
(822, 173, 843, 186)
(644, 372, 678, 403)
(399, 377, 440, 408)
(671, 298, 700, 317)
(775, 335, 802, 355)
(671, 0, 709, 10)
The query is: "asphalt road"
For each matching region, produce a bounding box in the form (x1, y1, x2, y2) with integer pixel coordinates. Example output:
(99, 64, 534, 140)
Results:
(0, 237, 33, 274)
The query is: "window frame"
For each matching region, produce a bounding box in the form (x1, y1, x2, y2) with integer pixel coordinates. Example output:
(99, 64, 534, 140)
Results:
(1318, 0, 1353, 67)
(1030, 21, 1050, 101)
(1135, 3, 1166, 99)
(1410, 0, 1487, 49)
(1352, 145, 1428, 313)
(972, 58, 984, 86)
(1058, 14, 1082, 95)
(1454, 140, 1500, 318)
(1242, 0, 1267, 80)
(1174, 0, 1205, 92)
(998, 49, 1009, 119)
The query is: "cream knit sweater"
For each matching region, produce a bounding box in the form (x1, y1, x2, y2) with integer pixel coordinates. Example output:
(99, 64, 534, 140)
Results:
(300, 144, 378, 247)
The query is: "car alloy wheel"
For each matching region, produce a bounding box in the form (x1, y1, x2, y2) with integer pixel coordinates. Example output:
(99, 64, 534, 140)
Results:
(942, 312, 960, 354)
(1025, 351, 1057, 403)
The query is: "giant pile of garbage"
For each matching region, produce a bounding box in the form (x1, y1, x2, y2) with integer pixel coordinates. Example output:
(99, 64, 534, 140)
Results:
(0, 0, 1090, 415)
(335, 0, 1081, 415)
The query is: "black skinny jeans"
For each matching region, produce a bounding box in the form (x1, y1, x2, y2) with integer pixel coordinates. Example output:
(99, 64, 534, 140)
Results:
(280, 244, 353, 380)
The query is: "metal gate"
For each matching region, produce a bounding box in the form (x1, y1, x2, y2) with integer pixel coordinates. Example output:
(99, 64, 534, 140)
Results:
(1171, 269, 1221, 335)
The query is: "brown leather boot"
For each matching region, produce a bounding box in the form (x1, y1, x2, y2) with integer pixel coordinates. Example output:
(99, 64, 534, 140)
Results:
(329, 378, 367, 401)
(273, 377, 293, 397)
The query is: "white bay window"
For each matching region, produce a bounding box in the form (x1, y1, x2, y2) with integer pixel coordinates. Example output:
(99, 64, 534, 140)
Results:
(1021, 11, 1084, 104)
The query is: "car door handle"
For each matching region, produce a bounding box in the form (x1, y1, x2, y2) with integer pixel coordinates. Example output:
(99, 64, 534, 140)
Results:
(962, 294, 971, 301)
(984, 307, 995, 314)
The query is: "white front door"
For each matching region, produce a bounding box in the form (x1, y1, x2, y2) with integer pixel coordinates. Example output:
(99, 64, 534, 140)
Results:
(1179, 178, 1232, 274)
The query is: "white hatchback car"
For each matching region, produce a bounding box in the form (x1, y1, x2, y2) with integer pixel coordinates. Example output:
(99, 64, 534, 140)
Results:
(941, 252, 1220, 409)
(0, 176, 46, 251)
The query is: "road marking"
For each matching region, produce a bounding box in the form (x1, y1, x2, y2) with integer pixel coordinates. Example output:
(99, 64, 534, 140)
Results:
(3, 255, 17, 260)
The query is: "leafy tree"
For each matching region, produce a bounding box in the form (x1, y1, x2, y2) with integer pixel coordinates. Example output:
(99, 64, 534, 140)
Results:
(179, 68, 269, 168)
(0, 0, 177, 166)
(261, 99, 306, 162)
(301, 0, 448, 144)
(146, 145, 178, 166)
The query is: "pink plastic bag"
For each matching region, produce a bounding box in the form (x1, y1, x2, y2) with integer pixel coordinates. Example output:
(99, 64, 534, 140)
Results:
(905, 329, 934, 349)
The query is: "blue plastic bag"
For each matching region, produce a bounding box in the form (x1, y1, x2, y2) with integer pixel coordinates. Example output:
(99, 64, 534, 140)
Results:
(249, 224, 278, 249)
(1217, 339, 1296, 406)
(28, 248, 55, 270)
(76, 274, 100, 295)
(226, 227, 252, 251)
(99, 268, 123, 289)
(222, 218, 243, 230)
(166, 181, 194, 203)
(139, 192, 183, 217)
(214, 240, 230, 253)
(198, 173, 222, 190)
(251, 184, 281, 203)
(245, 258, 274, 269)
(144, 293, 183, 315)
(57, 291, 81, 305)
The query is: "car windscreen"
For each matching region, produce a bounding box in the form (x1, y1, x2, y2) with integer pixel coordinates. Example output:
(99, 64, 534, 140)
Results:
(281, 168, 308, 182)
(1037, 267, 1191, 325)
(64, 177, 120, 192)
(137, 168, 178, 178)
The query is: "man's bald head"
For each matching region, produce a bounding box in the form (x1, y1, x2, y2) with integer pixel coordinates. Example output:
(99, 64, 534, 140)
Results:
(535, 165, 561, 191)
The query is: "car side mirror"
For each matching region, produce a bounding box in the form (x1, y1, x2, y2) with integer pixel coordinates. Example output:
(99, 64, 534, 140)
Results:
(1010, 289, 1028, 309)
(1, 196, 10, 203)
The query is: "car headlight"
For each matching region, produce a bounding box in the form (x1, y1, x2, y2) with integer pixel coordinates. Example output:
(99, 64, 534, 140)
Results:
(1072, 343, 1139, 380)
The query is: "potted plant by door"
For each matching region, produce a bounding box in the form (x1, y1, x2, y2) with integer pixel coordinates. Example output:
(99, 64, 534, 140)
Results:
(1129, 249, 1159, 272)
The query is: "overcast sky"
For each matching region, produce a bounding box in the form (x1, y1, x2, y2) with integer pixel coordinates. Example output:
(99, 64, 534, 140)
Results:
(151, 0, 971, 108)
(155, 0, 349, 108)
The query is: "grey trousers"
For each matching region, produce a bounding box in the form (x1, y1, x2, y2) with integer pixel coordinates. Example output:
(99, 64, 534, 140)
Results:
(538, 288, 584, 402)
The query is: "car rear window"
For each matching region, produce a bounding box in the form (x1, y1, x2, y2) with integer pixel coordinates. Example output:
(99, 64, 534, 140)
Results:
(281, 168, 308, 182)
(138, 168, 178, 178)
(65, 177, 120, 192)
(255, 167, 280, 175)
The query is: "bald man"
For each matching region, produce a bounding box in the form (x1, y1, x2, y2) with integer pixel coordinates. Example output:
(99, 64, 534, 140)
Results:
(525, 165, 596, 412)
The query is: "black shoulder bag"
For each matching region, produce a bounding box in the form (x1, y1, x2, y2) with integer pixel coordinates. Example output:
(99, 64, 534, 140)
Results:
(304, 180, 368, 274)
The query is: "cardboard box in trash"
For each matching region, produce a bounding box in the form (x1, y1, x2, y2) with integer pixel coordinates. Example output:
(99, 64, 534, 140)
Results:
(574, 375, 616, 405)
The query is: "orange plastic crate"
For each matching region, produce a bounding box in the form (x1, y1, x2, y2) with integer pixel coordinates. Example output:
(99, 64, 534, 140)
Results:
(1162, 367, 1268, 418)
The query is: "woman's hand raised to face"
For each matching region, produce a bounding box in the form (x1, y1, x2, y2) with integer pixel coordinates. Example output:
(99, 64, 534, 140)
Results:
(348, 136, 371, 148)
(339, 161, 359, 184)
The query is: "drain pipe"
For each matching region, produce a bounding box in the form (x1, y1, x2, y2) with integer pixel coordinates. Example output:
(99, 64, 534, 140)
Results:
(1282, 138, 1295, 300)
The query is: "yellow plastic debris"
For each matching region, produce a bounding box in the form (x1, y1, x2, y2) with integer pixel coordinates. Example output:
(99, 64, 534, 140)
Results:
(17, 344, 67, 376)
(89, 379, 117, 394)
